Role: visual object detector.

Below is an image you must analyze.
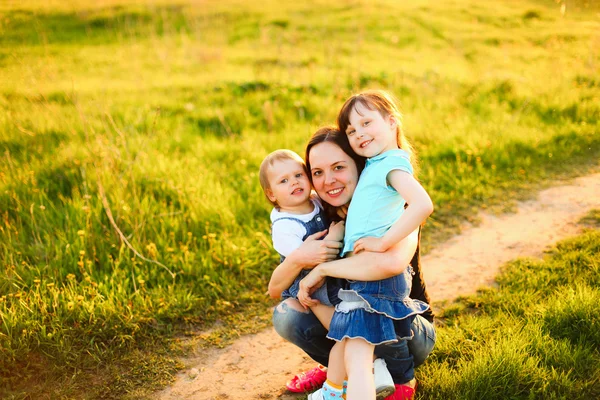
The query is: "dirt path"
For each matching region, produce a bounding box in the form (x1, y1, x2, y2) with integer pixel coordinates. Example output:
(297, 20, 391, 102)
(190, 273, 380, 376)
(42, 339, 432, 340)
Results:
(154, 171, 600, 400)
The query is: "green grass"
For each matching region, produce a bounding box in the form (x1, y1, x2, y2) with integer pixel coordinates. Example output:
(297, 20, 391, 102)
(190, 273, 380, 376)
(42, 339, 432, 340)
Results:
(0, 0, 599, 397)
(417, 210, 600, 399)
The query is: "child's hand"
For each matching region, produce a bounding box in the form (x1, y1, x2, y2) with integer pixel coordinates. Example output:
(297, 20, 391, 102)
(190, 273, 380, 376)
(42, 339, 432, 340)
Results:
(353, 236, 389, 254)
(325, 221, 345, 242)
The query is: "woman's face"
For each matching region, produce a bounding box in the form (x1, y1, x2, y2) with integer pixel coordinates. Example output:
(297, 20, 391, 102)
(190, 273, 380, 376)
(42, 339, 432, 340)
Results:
(308, 141, 359, 207)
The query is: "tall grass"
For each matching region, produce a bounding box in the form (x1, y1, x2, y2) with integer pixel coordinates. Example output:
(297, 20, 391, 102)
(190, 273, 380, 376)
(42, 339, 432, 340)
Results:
(1, 0, 599, 397)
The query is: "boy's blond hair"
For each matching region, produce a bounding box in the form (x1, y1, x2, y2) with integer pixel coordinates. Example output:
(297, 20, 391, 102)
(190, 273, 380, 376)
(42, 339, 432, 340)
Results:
(259, 149, 307, 207)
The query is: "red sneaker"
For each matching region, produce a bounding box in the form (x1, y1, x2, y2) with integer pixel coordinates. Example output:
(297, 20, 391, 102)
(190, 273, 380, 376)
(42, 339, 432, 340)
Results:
(285, 364, 327, 393)
(384, 380, 417, 400)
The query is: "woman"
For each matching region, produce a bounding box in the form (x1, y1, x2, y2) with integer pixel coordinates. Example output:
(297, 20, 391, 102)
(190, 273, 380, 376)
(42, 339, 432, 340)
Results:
(268, 127, 435, 400)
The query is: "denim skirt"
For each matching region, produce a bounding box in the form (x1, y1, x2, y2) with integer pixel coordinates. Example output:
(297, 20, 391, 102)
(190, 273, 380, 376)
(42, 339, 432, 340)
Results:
(327, 265, 430, 345)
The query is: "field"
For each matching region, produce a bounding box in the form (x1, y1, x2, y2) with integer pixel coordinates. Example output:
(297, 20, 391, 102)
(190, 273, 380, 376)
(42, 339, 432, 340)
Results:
(417, 210, 600, 399)
(1, 0, 599, 398)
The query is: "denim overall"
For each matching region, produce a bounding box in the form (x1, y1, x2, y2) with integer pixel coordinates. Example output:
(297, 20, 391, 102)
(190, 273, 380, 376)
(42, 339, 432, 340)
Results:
(327, 264, 430, 345)
(277, 210, 342, 306)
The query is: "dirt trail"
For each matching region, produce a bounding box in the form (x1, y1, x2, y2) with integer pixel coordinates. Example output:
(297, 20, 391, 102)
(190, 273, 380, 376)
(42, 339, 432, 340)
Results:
(155, 171, 600, 400)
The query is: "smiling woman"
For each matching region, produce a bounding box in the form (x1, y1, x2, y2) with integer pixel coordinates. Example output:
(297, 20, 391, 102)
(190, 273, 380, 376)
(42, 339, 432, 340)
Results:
(306, 128, 362, 210)
(269, 122, 435, 400)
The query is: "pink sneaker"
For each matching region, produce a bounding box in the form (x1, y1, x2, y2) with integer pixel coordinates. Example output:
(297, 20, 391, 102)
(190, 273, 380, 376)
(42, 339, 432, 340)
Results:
(285, 364, 327, 393)
(384, 380, 417, 400)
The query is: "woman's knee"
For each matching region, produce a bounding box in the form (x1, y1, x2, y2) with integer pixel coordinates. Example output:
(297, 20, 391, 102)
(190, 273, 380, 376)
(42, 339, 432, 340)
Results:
(272, 299, 311, 341)
(408, 315, 436, 367)
(276, 298, 308, 314)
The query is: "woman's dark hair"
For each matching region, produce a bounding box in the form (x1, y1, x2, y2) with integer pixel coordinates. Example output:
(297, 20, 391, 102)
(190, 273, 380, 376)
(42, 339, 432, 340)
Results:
(305, 126, 366, 221)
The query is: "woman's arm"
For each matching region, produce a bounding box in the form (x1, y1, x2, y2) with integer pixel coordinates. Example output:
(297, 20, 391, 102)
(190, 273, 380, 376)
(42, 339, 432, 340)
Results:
(267, 229, 343, 298)
(297, 228, 419, 306)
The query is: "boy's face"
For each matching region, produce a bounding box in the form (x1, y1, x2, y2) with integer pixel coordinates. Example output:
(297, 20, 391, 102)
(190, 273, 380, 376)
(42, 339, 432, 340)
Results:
(266, 159, 311, 209)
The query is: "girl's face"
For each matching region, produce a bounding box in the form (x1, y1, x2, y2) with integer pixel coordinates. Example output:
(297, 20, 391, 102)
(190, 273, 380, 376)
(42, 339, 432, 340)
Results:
(308, 141, 359, 207)
(345, 102, 398, 158)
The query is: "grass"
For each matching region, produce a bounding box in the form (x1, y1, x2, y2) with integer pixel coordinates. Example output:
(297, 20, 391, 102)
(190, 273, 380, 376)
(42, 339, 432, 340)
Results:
(0, 0, 599, 397)
(416, 210, 600, 399)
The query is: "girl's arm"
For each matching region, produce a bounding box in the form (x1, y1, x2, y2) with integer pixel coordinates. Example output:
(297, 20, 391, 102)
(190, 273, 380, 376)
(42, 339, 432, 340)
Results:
(353, 171, 433, 254)
(298, 228, 419, 307)
(267, 230, 343, 298)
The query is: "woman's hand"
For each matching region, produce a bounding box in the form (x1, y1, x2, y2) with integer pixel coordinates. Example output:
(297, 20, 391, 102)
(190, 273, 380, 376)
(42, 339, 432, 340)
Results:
(268, 230, 342, 299)
(353, 236, 389, 254)
(287, 230, 342, 269)
(298, 267, 326, 308)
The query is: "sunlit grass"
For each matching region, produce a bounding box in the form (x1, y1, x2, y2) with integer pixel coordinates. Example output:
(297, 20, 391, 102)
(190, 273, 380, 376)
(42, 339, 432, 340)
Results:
(417, 211, 600, 399)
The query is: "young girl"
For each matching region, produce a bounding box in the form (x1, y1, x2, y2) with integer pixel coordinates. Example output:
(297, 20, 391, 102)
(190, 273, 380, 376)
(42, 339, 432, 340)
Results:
(303, 90, 433, 400)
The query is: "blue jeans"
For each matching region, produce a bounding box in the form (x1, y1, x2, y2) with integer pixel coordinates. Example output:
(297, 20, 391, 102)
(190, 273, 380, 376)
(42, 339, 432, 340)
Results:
(272, 299, 436, 384)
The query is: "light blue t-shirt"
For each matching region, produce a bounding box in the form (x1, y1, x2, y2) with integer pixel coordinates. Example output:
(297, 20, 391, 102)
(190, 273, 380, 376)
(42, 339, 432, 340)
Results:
(342, 149, 414, 256)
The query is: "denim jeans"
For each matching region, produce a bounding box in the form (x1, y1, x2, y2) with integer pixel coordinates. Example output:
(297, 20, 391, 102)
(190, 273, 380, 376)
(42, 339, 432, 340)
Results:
(272, 299, 436, 384)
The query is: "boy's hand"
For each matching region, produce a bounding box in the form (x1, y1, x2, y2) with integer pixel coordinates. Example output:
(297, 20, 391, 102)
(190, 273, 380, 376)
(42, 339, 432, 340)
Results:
(353, 236, 389, 254)
(325, 221, 345, 242)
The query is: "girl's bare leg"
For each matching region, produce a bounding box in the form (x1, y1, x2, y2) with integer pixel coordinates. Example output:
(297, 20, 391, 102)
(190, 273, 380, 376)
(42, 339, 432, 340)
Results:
(345, 338, 376, 400)
(308, 340, 346, 400)
(327, 340, 346, 385)
(310, 304, 335, 330)
(309, 305, 345, 387)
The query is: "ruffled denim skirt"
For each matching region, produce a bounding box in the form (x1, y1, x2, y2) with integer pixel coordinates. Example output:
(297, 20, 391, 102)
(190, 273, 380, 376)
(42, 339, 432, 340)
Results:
(327, 265, 430, 345)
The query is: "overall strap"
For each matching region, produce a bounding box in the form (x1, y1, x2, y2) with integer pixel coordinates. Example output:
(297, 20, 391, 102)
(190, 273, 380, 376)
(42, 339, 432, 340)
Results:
(271, 217, 311, 262)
